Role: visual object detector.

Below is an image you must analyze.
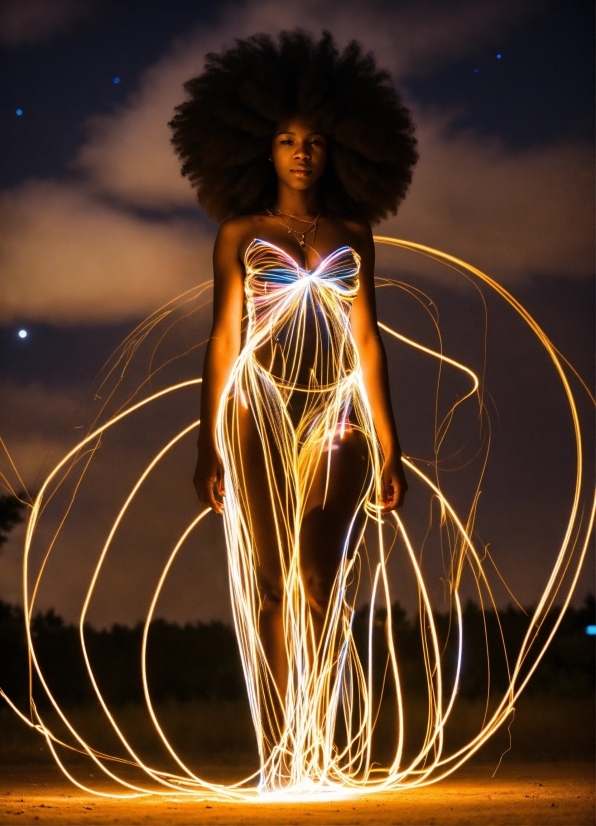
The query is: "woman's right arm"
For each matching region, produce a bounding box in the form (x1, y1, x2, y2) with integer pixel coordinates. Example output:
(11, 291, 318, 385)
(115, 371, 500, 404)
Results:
(194, 221, 245, 512)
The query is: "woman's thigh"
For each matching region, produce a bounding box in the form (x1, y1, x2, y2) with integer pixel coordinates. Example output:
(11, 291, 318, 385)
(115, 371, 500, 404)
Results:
(231, 400, 372, 603)
(299, 424, 371, 596)
(232, 401, 289, 602)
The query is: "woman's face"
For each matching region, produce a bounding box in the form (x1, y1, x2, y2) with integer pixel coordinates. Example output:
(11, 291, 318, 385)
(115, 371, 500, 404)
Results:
(271, 117, 327, 193)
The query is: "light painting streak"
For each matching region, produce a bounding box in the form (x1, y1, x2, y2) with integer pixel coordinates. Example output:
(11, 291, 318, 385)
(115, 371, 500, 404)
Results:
(0, 236, 593, 801)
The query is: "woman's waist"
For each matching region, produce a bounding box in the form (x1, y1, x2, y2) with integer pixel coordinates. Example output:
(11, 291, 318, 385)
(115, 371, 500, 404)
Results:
(239, 357, 360, 392)
(249, 334, 356, 370)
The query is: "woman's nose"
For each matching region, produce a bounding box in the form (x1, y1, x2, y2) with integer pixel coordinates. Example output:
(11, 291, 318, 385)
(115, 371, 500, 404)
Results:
(294, 142, 311, 158)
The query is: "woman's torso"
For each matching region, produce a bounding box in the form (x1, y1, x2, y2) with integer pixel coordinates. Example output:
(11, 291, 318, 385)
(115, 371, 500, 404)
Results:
(239, 216, 360, 390)
(236, 216, 365, 391)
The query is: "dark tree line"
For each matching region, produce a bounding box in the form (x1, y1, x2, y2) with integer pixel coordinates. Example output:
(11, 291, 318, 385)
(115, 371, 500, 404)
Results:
(0, 603, 245, 708)
(0, 596, 593, 710)
(0, 494, 26, 550)
(351, 596, 595, 701)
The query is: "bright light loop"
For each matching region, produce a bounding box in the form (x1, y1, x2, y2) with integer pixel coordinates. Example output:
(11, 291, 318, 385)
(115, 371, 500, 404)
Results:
(0, 236, 592, 801)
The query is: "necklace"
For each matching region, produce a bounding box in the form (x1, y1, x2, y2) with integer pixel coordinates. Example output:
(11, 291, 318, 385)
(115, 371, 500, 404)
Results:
(266, 206, 322, 249)
(274, 206, 320, 224)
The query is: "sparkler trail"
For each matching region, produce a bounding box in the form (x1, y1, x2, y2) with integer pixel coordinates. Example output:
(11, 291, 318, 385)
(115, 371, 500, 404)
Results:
(0, 236, 593, 800)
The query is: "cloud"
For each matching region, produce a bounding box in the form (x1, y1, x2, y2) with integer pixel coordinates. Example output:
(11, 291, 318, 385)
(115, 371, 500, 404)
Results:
(0, 180, 214, 323)
(72, 41, 202, 211)
(386, 115, 594, 280)
(0, 0, 95, 47)
(312, 0, 543, 79)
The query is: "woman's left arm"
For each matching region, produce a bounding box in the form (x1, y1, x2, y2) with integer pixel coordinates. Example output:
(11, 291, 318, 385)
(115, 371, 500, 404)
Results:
(350, 223, 408, 512)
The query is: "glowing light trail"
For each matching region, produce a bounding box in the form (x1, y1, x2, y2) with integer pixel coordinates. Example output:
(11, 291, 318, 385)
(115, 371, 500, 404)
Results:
(0, 236, 592, 801)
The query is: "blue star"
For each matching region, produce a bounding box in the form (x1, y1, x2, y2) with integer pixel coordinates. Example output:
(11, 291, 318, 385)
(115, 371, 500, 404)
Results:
(113, 77, 120, 84)
(496, 53, 502, 59)
(16, 108, 23, 116)
(474, 67, 480, 73)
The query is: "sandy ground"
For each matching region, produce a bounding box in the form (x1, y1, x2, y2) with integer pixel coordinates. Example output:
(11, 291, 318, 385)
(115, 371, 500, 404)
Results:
(0, 761, 593, 825)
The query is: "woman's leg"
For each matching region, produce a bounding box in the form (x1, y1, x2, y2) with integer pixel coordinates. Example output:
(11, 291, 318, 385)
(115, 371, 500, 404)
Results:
(299, 424, 371, 646)
(234, 401, 290, 700)
(231, 398, 371, 740)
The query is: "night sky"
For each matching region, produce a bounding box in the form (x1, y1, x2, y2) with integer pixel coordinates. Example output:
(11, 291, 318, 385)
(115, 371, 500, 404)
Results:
(0, 0, 593, 626)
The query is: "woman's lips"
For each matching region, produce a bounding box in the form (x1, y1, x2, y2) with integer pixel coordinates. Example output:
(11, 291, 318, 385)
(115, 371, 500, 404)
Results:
(291, 167, 312, 177)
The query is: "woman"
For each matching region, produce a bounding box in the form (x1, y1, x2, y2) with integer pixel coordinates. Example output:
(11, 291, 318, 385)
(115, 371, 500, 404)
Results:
(169, 30, 418, 788)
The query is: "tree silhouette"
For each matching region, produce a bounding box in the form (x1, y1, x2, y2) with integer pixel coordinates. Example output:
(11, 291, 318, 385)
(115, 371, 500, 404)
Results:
(0, 493, 26, 551)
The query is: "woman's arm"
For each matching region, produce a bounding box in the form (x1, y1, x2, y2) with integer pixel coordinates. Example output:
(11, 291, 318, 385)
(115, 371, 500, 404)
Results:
(350, 223, 408, 513)
(194, 220, 245, 512)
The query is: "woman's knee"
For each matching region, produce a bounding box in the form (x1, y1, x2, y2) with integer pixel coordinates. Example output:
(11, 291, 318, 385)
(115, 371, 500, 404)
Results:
(257, 567, 284, 610)
(303, 568, 336, 617)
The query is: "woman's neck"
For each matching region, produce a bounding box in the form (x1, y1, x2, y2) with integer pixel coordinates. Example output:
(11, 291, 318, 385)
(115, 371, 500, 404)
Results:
(275, 183, 321, 218)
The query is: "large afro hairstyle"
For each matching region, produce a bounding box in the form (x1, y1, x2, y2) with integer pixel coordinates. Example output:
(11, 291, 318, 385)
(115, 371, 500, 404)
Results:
(169, 29, 418, 224)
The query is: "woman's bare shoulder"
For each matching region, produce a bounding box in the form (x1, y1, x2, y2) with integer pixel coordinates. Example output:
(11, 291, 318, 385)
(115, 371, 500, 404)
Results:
(215, 215, 264, 260)
(216, 215, 254, 243)
(342, 217, 372, 238)
(340, 218, 374, 258)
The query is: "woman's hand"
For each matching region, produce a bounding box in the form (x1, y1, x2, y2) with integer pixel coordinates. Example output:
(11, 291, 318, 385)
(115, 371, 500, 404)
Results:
(380, 453, 408, 514)
(193, 439, 225, 514)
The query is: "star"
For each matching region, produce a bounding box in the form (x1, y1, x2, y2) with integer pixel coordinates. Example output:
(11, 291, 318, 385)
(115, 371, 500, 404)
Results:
(16, 108, 23, 116)
(113, 77, 120, 84)
(18, 329, 27, 339)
